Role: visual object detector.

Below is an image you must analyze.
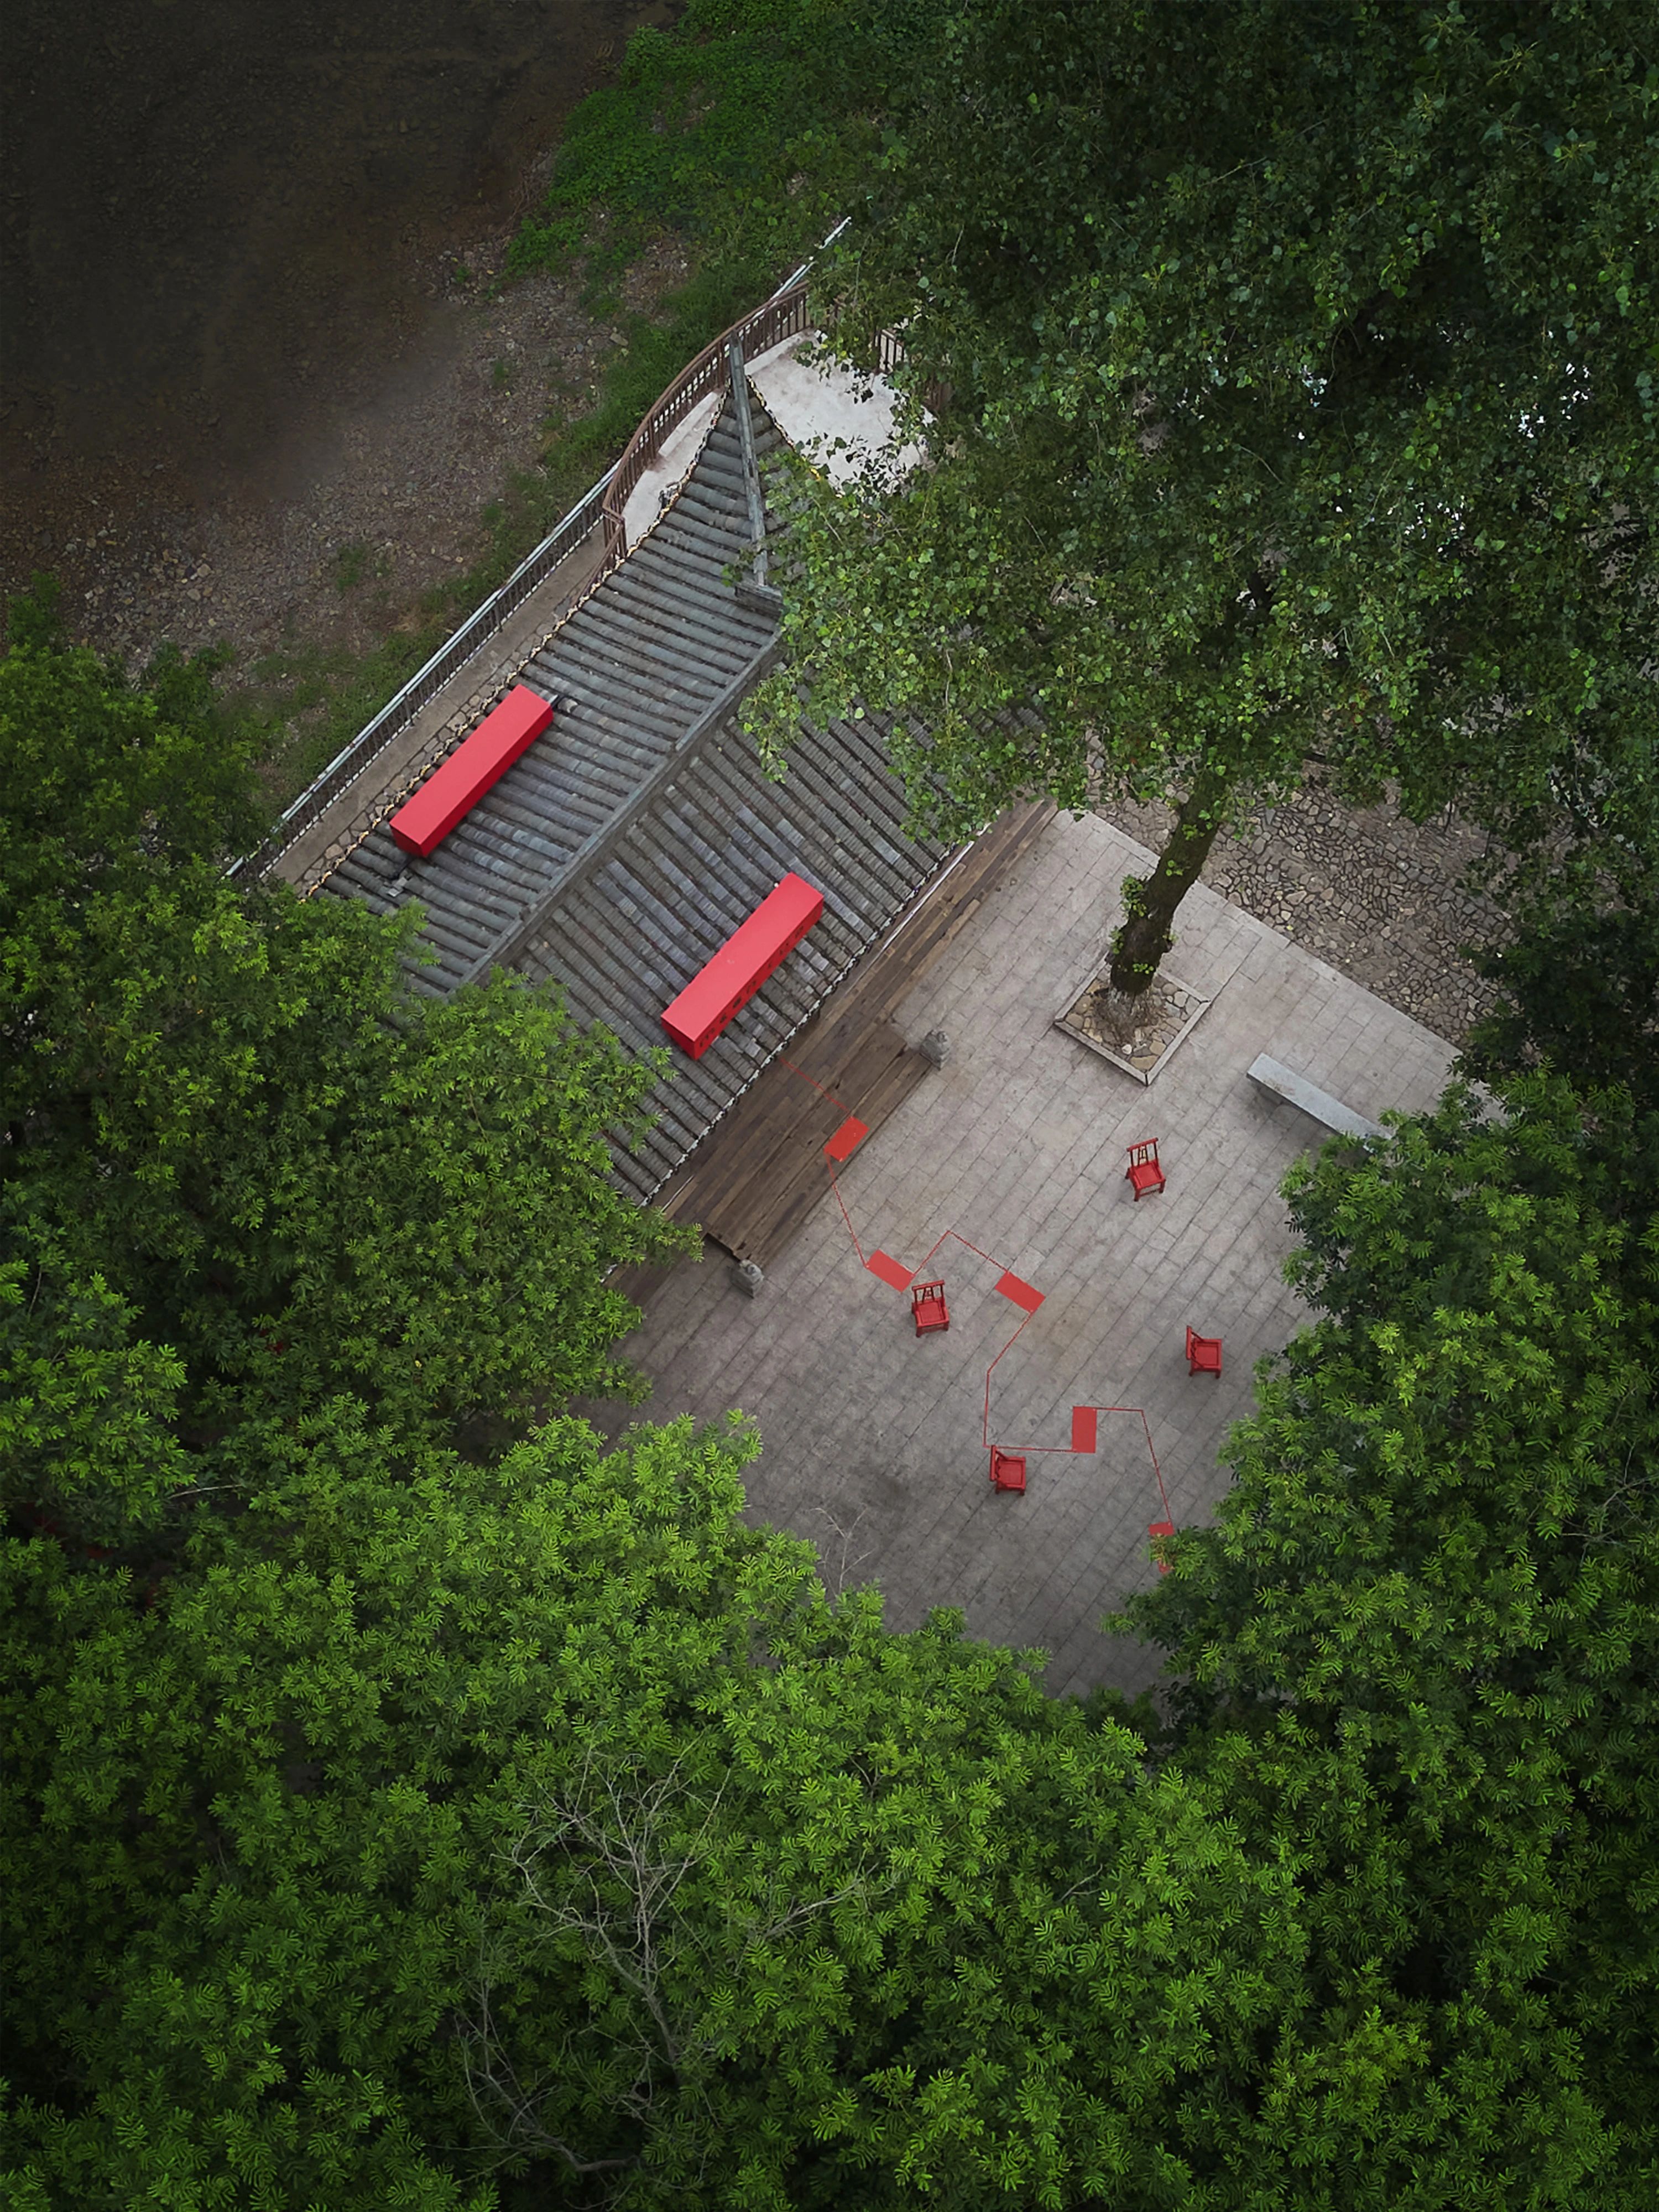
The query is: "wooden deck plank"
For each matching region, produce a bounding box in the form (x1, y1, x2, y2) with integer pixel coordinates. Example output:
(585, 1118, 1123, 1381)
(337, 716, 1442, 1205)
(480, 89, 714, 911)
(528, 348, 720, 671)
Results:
(726, 1025, 924, 1265)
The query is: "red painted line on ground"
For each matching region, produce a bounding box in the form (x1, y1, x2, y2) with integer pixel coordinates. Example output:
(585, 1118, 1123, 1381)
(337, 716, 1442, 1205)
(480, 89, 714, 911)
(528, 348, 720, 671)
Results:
(823, 1158, 866, 1268)
(990, 1405, 1171, 1537)
(780, 1054, 848, 1114)
(1102, 1405, 1172, 1524)
(944, 1230, 1003, 1268)
(786, 1066, 1177, 1537)
(866, 1249, 916, 1292)
(980, 1310, 1041, 1445)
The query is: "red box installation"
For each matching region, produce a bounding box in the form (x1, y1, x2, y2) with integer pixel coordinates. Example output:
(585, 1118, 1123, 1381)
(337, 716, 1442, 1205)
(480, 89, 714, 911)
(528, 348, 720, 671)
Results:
(661, 873, 825, 1058)
(389, 685, 555, 858)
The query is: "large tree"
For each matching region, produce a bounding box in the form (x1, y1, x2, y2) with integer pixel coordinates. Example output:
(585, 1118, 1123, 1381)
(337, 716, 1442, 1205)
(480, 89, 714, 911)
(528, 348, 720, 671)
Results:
(8, 1084, 1657, 2210)
(7, 594, 1656, 2207)
(748, 0, 1658, 994)
(0, 601, 697, 1543)
(1116, 1069, 1659, 2198)
(1, 1406, 1302, 2211)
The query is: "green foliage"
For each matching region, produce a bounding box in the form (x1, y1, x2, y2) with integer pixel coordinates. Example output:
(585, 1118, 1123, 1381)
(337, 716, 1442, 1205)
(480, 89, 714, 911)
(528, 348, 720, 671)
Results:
(1115, 1074, 1659, 2201)
(507, 0, 878, 300)
(1460, 863, 1659, 1105)
(0, 1400, 1314, 2212)
(1, 633, 697, 1545)
(1, 588, 270, 884)
(7, 168, 1658, 2203)
(236, 2, 910, 810)
(0, 1245, 189, 1543)
(748, 0, 1659, 968)
(7, 651, 1656, 2203)
(243, 254, 822, 810)
(4, 571, 65, 652)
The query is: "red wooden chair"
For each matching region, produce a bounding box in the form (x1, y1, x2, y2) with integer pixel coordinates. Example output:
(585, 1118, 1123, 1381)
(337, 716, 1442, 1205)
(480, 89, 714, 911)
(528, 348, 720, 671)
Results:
(990, 1448, 1027, 1494)
(1125, 1138, 1166, 1200)
(911, 1280, 950, 1335)
(1185, 1327, 1223, 1378)
(1148, 1520, 1176, 1574)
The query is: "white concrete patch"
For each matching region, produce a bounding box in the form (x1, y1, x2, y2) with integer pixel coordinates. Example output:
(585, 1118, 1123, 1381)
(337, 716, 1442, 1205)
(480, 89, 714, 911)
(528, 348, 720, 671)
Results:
(747, 330, 928, 487)
(621, 390, 724, 551)
(622, 332, 927, 552)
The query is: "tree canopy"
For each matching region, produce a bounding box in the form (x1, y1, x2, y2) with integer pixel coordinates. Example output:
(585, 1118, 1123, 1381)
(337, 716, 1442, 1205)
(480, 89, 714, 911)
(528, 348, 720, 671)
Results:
(748, 0, 1658, 990)
(1118, 1073, 1659, 2184)
(8, 1054, 1656, 2207)
(0, 600, 697, 1543)
(7, 20, 1659, 2184)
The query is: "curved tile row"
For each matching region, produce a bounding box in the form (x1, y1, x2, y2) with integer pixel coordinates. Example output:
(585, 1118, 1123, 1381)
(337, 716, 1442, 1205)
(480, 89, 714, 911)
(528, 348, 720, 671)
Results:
(319, 391, 783, 990)
(316, 374, 953, 1204)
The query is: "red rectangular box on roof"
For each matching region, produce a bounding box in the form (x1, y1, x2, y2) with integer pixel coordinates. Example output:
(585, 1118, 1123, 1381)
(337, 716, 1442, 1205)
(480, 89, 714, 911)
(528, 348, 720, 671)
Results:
(389, 684, 555, 858)
(661, 872, 825, 1058)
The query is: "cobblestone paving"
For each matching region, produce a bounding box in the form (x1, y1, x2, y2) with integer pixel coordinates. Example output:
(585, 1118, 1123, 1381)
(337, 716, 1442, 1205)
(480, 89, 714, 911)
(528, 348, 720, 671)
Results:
(1097, 776, 1510, 1049)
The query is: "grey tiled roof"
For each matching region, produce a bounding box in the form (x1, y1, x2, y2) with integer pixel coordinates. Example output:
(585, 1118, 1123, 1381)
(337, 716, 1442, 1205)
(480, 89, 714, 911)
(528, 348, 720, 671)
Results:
(316, 380, 956, 1203)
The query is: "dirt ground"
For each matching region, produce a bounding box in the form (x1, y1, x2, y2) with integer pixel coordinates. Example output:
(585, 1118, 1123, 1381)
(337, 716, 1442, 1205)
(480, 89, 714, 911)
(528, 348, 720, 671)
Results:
(5, 226, 691, 682)
(1096, 779, 1508, 1050)
(2, 0, 686, 676)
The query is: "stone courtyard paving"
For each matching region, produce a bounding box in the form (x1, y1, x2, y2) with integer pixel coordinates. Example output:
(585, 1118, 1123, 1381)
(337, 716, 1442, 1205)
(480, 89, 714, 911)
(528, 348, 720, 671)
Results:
(573, 809, 1459, 1701)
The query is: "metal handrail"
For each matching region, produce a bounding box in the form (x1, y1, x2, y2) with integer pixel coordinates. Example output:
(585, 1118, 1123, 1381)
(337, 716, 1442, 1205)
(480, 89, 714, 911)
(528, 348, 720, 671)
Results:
(229, 217, 865, 885)
(227, 467, 617, 879)
(592, 216, 855, 570)
(598, 279, 814, 566)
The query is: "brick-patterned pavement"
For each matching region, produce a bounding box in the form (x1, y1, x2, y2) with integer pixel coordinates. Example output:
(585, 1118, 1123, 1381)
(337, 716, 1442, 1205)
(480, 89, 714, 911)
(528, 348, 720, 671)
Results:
(571, 811, 1458, 1700)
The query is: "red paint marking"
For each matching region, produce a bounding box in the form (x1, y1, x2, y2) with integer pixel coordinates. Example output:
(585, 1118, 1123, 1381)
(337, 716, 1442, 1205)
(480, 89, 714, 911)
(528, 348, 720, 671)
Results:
(780, 1063, 1175, 1540)
(866, 1250, 915, 1293)
(825, 1160, 866, 1267)
(781, 1055, 848, 1115)
(825, 1116, 868, 1162)
(982, 1308, 1041, 1441)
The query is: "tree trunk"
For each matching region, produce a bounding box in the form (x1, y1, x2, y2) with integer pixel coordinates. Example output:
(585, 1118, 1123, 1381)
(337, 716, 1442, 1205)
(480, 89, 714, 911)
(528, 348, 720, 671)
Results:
(1108, 762, 1233, 996)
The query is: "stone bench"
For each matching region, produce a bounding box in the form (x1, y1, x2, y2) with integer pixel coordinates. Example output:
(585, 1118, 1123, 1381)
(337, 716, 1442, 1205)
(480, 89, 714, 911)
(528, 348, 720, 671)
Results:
(1246, 1053, 1383, 1140)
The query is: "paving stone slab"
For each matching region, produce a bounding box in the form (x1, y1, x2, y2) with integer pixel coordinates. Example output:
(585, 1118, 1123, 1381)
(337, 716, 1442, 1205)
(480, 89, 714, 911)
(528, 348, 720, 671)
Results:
(572, 811, 1457, 1700)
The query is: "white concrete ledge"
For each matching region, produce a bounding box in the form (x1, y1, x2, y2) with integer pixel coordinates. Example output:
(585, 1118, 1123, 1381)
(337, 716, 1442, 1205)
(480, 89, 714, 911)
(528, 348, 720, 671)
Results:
(1247, 1053, 1383, 1139)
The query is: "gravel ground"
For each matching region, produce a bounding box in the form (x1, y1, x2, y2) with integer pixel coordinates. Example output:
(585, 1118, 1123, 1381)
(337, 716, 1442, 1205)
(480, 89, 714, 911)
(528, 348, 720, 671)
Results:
(1097, 776, 1507, 1051)
(2, 0, 687, 679)
(11, 221, 691, 689)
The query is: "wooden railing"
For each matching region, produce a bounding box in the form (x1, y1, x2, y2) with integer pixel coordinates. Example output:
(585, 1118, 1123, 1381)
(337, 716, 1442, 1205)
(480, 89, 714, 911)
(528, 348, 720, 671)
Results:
(598, 279, 814, 565)
(598, 284, 954, 566)
(226, 469, 616, 881)
(874, 326, 952, 418)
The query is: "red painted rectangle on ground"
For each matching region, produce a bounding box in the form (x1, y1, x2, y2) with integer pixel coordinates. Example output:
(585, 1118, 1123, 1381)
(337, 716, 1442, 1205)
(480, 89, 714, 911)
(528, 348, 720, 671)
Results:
(1070, 1406, 1098, 1454)
(661, 873, 825, 1058)
(995, 1270, 1044, 1313)
(389, 685, 554, 858)
(824, 1116, 868, 1162)
(865, 1250, 915, 1293)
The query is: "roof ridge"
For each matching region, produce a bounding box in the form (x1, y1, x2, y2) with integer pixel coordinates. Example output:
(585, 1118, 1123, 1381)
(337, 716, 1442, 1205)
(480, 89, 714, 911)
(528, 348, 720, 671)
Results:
(455, 628, 785, 989)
